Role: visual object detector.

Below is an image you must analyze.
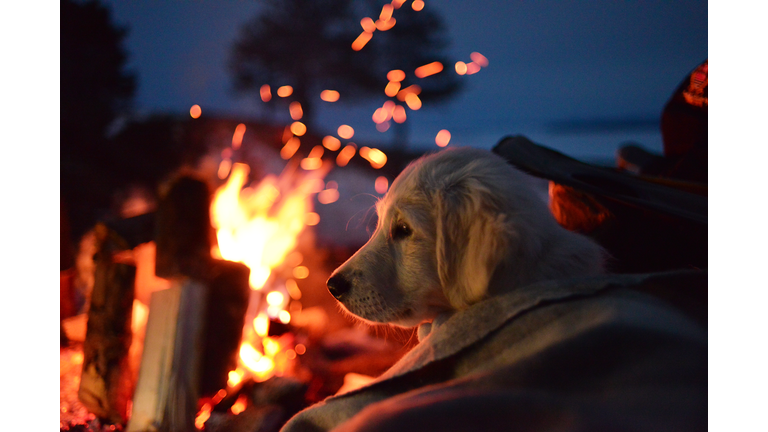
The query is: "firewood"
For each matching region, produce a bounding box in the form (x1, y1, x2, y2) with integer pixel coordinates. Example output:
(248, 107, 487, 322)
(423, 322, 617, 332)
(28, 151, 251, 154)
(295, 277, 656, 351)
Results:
(78, 224, 136, 425)
(154, 174, 215, 280)
(127, 280, 207, 432)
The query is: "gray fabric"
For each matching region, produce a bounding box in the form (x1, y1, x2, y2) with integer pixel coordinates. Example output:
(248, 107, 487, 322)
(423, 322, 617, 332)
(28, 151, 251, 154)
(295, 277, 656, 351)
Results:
(281, 272, 707, 432)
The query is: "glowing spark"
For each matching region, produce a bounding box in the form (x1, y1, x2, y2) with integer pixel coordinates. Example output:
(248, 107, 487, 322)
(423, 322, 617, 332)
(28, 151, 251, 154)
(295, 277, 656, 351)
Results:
(361, 147, 387, 169)
(228, 370, 243, 388)
(308, 145, 324, 159)
(295, 344, 307, 355)
(466, 62, 481, 75)
(392, 0, 406, 9)
(280, 137, 301, 160)
(189, 104, 202, 119)
(260, 84, 272, 102)
(376, 121, 391, 132)
(195, 403, 211, 429)
(384, 81, 401, 97)
(289, 101, 303, 120)
(218, 159, 232, 180)
(290, 121, 307, 136)
(455, 61, 467, 75)
(414, 61, 443, 78)
(404, 93, 422, 110)
(318, 188, 340, 204)
(412, 0, 425, 11)
(397, 85, 421, 101)
(375, 176, 389, 194)
(300, 157, 322, 171)
(392, 105, 407, 123)
(360, 17, 376, 32)
(286, 279, 302, 299)
(470, 52, 489, 67)
(352, 31, 373, 51)
(277, 86, 293, 97)
(375, 18, 396, 31)
(435, 129, 451, 147)
(337, 125, 354, 139)
(293, 265, 310, 279)
(380, 3, 394, 20)
(305, 212, 320, 226)
(336, 144, 356, 167)
(372, 107, 387, 124)
(322, 135, 341, 151)
(232, 123, 246, 149)
(387, 70, 405, 82)
(230, 395, 248, 415)
(320, 90, 340, 102)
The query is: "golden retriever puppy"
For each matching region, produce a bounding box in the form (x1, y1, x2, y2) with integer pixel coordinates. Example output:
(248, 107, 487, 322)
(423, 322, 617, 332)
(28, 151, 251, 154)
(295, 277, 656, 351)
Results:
(327, 147, 605, 329)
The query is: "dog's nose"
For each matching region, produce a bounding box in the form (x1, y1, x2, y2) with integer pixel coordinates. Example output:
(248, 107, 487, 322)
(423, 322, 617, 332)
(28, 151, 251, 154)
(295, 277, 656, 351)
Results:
(327, 273, 351, 299)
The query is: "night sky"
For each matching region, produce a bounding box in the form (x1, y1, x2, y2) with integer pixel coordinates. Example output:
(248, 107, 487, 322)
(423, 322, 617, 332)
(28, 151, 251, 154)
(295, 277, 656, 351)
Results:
(102, 0, 707, 161)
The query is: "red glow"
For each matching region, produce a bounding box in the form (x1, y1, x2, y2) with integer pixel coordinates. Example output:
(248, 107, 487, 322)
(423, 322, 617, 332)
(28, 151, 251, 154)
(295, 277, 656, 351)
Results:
(189, 104, 202, 119)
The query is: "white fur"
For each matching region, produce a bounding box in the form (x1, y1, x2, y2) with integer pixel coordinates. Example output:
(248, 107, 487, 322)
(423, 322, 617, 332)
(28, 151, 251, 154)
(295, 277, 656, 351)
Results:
(328, 147, 605, 328)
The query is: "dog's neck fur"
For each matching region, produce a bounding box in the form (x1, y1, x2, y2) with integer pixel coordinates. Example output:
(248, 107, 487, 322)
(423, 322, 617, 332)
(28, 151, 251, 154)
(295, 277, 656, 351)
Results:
(487, 225, 605, 299)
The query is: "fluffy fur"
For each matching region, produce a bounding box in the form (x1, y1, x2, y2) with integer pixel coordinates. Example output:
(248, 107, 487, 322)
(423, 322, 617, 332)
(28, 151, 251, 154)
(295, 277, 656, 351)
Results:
(327, 147, 605, 328)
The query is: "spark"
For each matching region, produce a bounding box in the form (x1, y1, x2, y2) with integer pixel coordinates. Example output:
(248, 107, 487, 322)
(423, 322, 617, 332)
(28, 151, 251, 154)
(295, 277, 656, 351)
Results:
(232, 123, 246, 149)
(320, 90, 340, 102)
(189, 104, 201, 119)
(385, 81, 401, 97)
(277, 86, 293, 97)
(360, 17, 376, 33)
(337, 125, 355, 139)
(290, 121, 307, 136)
(392, 105, 407, 123)
(375, 18, 396, 31)
(470, 52, 489, 67)
(412, 0, 425, 11)
(322, 135, 341, 151)
(455, 61, 467, 75)
(260, 84, 272, 102)
(415, 61, 443, 78)
(435, 129, 451, 147)
(404, 93, 422, 110)
(352, 31, 373, 51)
(466, 62, 481, 75)
(375, 176, 389, 194)
(289, 101, 303, 120)
(387, 69, 406, 82)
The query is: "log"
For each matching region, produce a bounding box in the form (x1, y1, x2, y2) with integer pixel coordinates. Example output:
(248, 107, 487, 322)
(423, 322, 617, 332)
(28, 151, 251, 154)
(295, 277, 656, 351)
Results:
(78, 224, 136, 424)
(127, 280, 207, 432)
(154, 174, 215, 280)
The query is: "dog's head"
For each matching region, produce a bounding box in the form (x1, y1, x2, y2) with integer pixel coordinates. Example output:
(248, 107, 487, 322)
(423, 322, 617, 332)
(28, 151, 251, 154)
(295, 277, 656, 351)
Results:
(327, 147, 576, 327)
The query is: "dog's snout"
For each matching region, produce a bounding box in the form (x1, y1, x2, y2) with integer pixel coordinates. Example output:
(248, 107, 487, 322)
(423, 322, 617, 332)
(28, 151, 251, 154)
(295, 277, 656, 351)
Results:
(327, 273, 352, 299)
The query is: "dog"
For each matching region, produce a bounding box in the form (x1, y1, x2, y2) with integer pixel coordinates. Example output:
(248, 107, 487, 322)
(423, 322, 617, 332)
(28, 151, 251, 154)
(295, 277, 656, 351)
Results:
(326, 147, 605, 329)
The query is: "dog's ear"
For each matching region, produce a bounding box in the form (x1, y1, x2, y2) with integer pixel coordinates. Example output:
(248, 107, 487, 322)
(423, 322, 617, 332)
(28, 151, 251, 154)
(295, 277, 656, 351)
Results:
(435, 178, 509, 309)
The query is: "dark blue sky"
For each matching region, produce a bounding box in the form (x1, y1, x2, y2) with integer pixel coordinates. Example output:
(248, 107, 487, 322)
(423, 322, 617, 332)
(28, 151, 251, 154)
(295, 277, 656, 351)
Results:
(102, 0, 707, 160)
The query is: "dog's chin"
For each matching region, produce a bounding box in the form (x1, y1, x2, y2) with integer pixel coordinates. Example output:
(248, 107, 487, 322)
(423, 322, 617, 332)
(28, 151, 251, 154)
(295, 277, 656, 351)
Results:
(337, 296, 423, 327)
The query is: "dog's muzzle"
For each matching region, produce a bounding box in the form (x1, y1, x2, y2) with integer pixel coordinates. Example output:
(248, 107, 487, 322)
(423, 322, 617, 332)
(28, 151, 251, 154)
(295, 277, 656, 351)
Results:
(326, 273, 352, 299)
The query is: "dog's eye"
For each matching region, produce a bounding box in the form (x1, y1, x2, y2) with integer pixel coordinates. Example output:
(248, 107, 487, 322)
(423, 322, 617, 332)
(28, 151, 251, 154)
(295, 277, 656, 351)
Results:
(391, 221, 412, 240)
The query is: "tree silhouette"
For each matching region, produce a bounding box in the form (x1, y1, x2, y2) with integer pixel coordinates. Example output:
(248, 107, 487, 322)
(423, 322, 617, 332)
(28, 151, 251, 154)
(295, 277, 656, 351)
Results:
(229, 0, 461, 131)
(61, 0, 138, 238)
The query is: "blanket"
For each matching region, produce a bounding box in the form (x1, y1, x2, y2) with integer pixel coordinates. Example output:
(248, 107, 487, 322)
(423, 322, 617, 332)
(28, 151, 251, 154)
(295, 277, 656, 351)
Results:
(281, 271, 707, 432)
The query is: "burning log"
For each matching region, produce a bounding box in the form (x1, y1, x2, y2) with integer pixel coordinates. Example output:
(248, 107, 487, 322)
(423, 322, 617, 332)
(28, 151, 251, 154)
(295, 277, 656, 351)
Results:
(78, 224, 137, 425)
(128, 174, 251, 431)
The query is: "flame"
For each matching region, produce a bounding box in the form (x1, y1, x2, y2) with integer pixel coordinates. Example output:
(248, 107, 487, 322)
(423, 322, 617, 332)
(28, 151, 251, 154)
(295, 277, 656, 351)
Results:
(190, 104, 202, 119)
